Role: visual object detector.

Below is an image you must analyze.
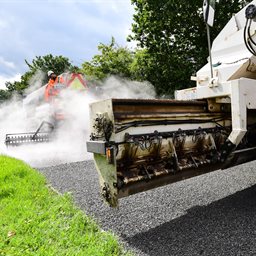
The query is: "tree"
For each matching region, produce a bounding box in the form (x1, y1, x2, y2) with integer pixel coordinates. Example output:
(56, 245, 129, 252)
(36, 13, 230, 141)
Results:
(129, 0, 250, 96)
(25, 54, 74, 83)
(5, 71, 34, 95)
(80, 37, 157, 89)
(5, 54, 74, 96)
(0, 89, 12, 102)
(129, 48, 156, 82)
(80, 37, 135, 81)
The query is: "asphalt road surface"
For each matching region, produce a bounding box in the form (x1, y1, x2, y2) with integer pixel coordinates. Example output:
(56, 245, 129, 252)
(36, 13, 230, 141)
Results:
(38, 160, 256, 256)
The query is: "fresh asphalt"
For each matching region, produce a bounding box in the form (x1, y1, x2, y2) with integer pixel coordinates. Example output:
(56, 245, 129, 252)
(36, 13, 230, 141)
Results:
(38, 160, 256, 256)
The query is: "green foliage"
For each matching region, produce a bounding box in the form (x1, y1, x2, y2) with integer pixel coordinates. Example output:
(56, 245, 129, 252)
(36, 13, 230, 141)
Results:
(5, 54, 74, 97)
(5, 71, 34, 95)
(80, 37, 135, 81)
(129, 0, 251, 96)
(0, 89, 12, 102)
(25, 54, 72, 78)
(0, 155, 131, 256)
(130, 48, 155, 81)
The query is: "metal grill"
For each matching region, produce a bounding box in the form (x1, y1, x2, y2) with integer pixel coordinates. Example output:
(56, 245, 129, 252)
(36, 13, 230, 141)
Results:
(5, 132, 51, 146)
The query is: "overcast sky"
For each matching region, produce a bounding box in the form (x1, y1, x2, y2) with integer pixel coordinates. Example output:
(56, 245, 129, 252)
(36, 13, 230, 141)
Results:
(0, 0, 135, 89)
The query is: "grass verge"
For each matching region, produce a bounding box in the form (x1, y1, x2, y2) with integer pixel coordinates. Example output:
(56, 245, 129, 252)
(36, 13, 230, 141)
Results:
(0, 155, 131, 256)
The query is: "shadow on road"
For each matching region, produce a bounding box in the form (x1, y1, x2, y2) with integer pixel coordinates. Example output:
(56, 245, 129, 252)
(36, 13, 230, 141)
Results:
(124, 185, 256, 256)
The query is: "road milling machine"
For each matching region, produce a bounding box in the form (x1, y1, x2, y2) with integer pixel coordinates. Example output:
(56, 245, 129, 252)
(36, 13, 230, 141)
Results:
(87, 1, 256, 207)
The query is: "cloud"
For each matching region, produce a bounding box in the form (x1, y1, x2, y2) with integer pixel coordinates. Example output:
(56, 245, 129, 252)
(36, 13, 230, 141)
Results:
(87, 0, 134, 15)
(0, 57, 16, 69)
(0, 0, 135, 77)
(0, 73, 21, 90)
(0, 20, 8, 29)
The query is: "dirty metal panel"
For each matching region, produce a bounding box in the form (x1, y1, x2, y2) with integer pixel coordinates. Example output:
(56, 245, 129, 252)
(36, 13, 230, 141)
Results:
(117, 163, 223, 199)
(86, 141, 106, 154)
(89, 98, 115, 141)
(113, 113, 228, 124)
(89, 98, 249, 207)
(112, 99, 208, 116)
(116, 136, 256, 200)
(93, 153, 118, 207)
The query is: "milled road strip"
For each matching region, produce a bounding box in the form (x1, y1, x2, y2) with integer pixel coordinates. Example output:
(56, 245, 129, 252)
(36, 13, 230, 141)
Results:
(39, 160, 256, 256)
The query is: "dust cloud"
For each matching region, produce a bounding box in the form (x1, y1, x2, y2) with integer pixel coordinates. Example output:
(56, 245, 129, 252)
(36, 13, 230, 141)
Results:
(0, 75, 156, 167)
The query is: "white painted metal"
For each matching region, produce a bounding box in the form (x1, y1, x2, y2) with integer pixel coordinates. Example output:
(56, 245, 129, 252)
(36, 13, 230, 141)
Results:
(198, 1, 256, 87)
(229, 78, 256, 145)
(203, 0, 216, 27)
(176, 0, 256, 100)
(176, 77, 256, 146)
(175, 1, 256, 146)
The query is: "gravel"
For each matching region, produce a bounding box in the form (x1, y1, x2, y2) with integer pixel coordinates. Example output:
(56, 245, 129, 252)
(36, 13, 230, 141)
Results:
(38, 160, 256, 256)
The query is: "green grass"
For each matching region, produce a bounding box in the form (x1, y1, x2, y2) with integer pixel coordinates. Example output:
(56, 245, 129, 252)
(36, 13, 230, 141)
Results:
(0, 155, 131, 256)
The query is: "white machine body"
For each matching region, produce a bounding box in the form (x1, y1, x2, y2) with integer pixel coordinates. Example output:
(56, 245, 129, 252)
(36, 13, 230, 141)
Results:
(175, 0, 256, 146)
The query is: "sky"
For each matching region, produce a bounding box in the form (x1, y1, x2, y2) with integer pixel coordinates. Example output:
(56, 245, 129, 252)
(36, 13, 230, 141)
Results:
(0, 0, 135, 89)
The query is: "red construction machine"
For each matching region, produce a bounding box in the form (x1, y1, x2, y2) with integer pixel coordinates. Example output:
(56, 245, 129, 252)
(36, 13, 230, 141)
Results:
(5, 73, 88, 146)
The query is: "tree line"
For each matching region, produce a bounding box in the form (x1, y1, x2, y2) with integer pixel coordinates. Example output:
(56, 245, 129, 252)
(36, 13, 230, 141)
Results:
(0, 0, 250, 101)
